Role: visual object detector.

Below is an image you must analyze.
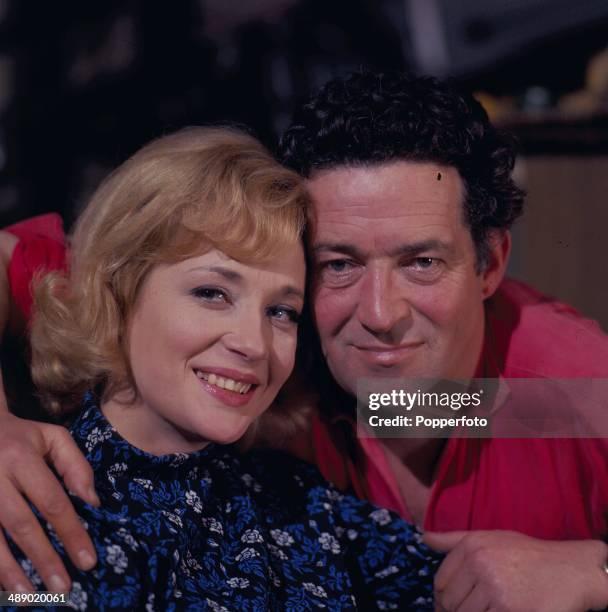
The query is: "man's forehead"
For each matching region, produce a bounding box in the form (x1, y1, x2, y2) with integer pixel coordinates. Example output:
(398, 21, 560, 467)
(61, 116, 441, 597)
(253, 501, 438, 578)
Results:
(305, 161, 463, 216)
(304, 161, 466, 240)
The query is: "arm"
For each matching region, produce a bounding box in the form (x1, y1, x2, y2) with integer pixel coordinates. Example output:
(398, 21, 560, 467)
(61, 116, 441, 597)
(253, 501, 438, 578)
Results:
(425, 530, 608, 612)
(333, 493, 443, 610)
(0, 229, 98, 592)
(0, 230, 18, 414)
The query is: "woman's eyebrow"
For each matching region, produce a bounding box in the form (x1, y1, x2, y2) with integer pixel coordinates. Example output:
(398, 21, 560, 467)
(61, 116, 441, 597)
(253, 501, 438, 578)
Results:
(279, 285, 305, 300)
(186, 266, 304, 299)
(186, 265, 243, 283)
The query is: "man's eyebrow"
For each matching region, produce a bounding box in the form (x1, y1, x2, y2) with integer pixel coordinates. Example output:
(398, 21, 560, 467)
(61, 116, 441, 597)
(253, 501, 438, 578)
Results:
(186, 265, 243, 282)
(312, 240, 454, 257)
(389, 240, 455, 257)
(311, 243, 361, 257)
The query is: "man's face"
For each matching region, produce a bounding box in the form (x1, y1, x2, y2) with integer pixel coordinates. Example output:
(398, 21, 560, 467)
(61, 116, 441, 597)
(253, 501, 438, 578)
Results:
(306, 161, 498, 396)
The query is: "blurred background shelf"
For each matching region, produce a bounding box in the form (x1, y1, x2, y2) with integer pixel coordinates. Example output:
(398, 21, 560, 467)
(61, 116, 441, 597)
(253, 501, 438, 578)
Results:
(509, 154, 608, 331)
(501, 113, 608, 155)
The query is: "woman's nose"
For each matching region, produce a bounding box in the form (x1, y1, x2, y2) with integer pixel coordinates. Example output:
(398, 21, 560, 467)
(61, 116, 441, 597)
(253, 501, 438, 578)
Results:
(222, 314, 270, 361)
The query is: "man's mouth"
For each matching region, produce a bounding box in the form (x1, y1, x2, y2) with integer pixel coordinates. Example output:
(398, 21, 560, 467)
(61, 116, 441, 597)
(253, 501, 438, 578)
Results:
(352, 342, 424, 366)
(194, 370, 254, 395)
(355, 342, 424, 352)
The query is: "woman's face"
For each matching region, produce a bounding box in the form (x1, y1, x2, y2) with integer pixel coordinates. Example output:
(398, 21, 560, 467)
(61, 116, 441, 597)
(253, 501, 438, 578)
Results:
(103, 244, 306, 454)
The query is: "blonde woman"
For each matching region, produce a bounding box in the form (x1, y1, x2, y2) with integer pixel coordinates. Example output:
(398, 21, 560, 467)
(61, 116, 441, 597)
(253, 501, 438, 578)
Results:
(4, 127, 439, 610)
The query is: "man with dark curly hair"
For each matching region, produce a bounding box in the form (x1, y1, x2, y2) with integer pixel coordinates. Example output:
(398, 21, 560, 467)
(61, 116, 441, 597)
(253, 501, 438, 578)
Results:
(1, 70, 608, 611)
(277, 71, 608, 611)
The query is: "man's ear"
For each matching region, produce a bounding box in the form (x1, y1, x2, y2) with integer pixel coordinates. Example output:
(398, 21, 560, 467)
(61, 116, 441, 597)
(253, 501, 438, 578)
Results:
(481, 230, 511, 299)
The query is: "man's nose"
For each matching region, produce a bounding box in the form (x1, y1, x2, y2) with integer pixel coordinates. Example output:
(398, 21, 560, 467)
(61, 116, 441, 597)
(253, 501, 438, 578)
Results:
(223, 314, 270, 361)
(356, 268, 412, 337)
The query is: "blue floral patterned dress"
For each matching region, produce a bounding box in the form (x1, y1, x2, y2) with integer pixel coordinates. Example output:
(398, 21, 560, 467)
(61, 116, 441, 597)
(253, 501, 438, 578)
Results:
(7, 395, 441, 611)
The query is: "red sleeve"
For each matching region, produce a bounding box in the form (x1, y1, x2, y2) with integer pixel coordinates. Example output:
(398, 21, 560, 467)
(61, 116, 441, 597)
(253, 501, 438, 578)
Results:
(5, 214, 68, 322)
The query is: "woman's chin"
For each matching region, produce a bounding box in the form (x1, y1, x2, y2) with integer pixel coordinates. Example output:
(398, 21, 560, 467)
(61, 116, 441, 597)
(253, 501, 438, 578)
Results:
(201, 422, 253, 446)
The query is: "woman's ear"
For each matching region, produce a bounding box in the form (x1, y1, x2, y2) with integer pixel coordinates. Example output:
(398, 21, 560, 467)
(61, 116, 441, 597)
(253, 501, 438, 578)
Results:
(481, 230, 511, 299)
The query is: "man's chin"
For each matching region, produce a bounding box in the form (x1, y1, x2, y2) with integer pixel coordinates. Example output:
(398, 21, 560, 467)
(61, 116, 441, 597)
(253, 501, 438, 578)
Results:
(333, 363, 427, 394)
(354, 362, 428, 380)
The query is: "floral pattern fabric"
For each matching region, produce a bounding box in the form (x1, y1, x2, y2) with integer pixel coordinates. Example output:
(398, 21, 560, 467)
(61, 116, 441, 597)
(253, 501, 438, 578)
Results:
(6, 395, 441, 611)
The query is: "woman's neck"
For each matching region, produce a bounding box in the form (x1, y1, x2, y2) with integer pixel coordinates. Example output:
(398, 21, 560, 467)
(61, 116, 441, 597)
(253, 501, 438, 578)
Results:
(101, 392, 210, 456)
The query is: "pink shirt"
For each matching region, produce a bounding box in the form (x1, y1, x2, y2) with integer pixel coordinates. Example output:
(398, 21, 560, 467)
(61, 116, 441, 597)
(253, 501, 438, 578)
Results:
(6, 214, 68, 321)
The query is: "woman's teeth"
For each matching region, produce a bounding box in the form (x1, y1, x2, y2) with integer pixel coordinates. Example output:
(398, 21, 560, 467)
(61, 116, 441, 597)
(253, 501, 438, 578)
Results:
(195, 371, 252, 394)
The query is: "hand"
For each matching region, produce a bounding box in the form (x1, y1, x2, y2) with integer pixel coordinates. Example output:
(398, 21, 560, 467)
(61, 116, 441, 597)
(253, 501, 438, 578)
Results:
(424, 530, 608, 612)
(0, 412, 99, 592)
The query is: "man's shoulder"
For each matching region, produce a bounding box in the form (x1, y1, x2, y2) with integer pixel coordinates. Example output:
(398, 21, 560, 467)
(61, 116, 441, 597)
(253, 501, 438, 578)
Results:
(485, 278, 608, 377)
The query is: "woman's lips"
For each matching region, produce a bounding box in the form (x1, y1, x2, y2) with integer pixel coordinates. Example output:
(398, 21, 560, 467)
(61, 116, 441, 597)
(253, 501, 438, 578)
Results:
(193, 369, 259, 407)
(193, 366, 261, 386)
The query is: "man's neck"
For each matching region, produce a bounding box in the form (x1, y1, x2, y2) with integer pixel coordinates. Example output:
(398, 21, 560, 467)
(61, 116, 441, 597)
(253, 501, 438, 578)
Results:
(381, 436, 447, 486)
(379, 436, 447, 526)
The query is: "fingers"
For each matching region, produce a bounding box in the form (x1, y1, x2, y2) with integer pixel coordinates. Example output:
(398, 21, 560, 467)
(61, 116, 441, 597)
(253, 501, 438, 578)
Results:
(12, 454, 97, 574)
(434, 556, 475, 612)
(42, 424, 100, 507)
(0, 475, 71, 593)
(456, 585, 491, 612)
(0, 422, 98, 592)
(424, 530, 474, 553)
(437, 573, 475, 611)
(0, 528, 33, 592)
(434, 540, 468, 592)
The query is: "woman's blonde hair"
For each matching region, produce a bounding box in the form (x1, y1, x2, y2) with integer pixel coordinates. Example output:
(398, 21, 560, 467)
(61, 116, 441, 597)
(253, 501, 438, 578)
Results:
(31, 126, 307, 438)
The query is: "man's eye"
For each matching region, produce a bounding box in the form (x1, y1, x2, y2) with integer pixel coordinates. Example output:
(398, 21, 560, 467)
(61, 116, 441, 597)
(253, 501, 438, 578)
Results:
(322, 260, 353, 274)
(267, 305, 300, 324)
(412, 257, 436, 269)
(191, 286, 228, 302)
(402, 257, 444, 280)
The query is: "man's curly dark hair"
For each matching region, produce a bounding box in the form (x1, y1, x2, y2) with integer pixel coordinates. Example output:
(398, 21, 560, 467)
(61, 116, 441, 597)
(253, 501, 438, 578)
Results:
(278, 70, 525, 269)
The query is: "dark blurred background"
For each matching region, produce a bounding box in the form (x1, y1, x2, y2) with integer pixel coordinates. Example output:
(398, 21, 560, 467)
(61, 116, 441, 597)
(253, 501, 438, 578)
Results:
(1, 0, 608, 327)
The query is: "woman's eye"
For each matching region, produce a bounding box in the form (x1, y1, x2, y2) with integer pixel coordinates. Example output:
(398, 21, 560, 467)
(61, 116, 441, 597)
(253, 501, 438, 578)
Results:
(191, 286, 228, 302)
(267, 305, 301, 325)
